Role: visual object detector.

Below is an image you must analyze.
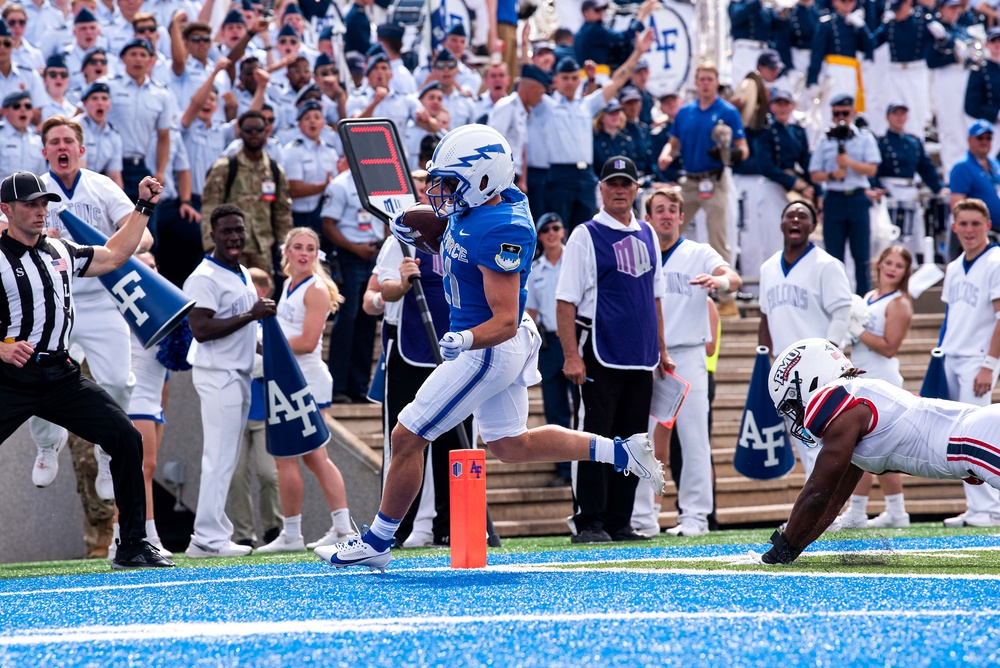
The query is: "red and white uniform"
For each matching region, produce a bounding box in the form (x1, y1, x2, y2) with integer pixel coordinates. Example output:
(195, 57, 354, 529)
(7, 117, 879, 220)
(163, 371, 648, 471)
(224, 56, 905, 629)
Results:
(804, 377, 1000, 488)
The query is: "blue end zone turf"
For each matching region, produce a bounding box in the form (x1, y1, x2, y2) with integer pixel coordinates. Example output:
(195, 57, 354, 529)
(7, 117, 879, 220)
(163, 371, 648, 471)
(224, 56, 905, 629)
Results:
(0, 535, 998, 666)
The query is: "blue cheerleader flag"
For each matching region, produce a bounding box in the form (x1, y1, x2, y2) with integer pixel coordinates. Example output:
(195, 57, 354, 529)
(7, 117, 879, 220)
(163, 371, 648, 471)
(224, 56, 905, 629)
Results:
(734, 346, 796, 480)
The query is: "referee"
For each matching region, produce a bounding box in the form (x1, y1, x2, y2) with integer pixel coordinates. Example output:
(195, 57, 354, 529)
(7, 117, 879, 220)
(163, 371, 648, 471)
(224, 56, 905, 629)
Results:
(0, 171, 173, 570)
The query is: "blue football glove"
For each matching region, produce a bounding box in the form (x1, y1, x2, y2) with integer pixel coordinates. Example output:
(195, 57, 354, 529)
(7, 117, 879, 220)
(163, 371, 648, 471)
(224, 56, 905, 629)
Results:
(439, 330, 473, 361)
(389, 211, 417, 247)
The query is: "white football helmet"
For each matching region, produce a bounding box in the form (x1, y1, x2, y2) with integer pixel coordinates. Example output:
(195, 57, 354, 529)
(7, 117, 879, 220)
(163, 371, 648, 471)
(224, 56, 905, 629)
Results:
(768, 338, 854, 444)
(425, 124, 515, 217)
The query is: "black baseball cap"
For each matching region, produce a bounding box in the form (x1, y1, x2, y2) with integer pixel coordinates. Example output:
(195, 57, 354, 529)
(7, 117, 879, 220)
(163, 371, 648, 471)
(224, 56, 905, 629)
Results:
(0, 173, 62, 204)
(600, 156, 639, 183)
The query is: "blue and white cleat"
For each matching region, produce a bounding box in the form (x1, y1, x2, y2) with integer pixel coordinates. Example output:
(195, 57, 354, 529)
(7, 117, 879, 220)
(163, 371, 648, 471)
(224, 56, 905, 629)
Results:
(617, 433, 666, 494)
(315, 533, 392, 572)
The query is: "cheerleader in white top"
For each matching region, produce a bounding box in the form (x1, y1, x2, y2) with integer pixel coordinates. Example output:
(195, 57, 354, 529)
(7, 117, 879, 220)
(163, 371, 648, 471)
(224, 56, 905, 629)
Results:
(256, 228, 356, 553)
(830, 246, 914, 531)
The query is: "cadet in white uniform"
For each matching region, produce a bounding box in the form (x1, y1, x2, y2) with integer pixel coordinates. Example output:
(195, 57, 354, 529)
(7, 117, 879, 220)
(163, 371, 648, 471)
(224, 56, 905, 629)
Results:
(0, 91, 44, 183)
(30, 117, 150, 498)
(758, 201, 852, 476)
(632, 189, 742, 538)
(758, 338, 1000, 565)
(77, 82, 124, 184)
(183, 203, 277, 558)
(939, 198, 1000, 527)
(283, 99, 338, 235)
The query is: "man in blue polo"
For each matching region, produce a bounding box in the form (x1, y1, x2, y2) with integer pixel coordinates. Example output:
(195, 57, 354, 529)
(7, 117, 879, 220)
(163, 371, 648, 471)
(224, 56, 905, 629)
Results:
(809, 94, 880, 295)
(949, 120, 1000, 254)
(656, 62, 746, 316)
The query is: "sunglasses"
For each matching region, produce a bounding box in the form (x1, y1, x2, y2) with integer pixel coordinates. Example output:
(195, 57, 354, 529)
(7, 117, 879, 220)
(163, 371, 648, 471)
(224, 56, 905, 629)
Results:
(433, 62, 457, 70)
(975, 133, 994, 140)
(832, 110, 851, 118)
(86, 58, 108, 66)
(278, 37, 298, 45)
(135, 26, 157, 34)
(0, 39, 11, 48)
(241, 124, 267, 134)
(262, 116, 275, 124)
(187, 35, 211, 44)
(539, 225, 563, 233)
(46, 70, 69, 78)
(6, 19, 25, 26)
(9, 102, 32, 110)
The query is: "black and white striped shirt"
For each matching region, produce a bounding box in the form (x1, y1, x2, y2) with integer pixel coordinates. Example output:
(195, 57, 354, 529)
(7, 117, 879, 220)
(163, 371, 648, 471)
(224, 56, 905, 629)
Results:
(0, 231, 94, 351)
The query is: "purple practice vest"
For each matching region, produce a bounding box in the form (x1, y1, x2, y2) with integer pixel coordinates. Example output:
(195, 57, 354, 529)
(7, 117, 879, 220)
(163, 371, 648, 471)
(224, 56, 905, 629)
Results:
(584, 219, 659, 370)
(397, 250, 451, 367)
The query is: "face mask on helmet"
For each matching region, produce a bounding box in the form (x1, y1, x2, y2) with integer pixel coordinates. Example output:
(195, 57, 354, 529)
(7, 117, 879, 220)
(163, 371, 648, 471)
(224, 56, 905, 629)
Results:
(773, 370, 815, 445)
(426, 173, 467, 217)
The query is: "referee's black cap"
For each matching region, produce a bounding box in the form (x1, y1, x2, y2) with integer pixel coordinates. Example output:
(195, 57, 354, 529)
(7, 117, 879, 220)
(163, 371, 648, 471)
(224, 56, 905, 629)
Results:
(0, 173, 62, 204)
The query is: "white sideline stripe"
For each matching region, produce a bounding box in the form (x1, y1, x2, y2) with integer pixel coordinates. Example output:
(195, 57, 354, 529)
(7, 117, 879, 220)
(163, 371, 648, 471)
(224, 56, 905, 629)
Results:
(4, 609, 1000, 646)
(4, 545, 998, 598)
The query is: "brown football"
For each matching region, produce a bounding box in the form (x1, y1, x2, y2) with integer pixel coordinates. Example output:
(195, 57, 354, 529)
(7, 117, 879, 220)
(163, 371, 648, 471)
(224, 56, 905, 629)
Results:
(400, 203, 448, 254)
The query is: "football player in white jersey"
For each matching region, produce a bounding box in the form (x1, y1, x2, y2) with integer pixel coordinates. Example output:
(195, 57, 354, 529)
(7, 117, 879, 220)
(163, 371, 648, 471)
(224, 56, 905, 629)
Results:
(758, 201, 853, 476)
(256, 227, 356, 554)
(29, 115, 153, 498)
(758, 338, 1000, 565)
(632, 188, 742, 538)
(938, 199, 1000, 527)
(828, 246, 914, 531)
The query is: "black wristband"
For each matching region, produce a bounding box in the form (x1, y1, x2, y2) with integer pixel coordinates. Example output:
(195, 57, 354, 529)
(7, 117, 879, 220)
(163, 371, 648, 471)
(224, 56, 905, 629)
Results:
(135, 204, 154, 217)
(136, 198, 156, 210)
(761, 529, 802, 565)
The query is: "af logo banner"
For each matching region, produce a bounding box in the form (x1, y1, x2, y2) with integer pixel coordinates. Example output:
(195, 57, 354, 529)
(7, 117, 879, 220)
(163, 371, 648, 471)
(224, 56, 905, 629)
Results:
(734, 346, 796, 480)
(262, 316, 331, 458)
(641, 1, 695, 97)
(920, 348, 949, 400)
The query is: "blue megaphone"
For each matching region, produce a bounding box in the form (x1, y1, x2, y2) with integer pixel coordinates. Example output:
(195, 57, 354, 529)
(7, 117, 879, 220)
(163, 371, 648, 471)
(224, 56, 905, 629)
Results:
(261, 316, 331, 457)
(57, 209, 195, 349)
(920, 347, 949, 399)
(734, 346, 796, 480)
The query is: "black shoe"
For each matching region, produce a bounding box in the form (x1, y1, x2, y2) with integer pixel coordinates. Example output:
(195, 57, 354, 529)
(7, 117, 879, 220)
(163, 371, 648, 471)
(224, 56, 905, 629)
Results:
(609, 528, 651, 542)
(571, 528, 612, 544)
(330, 393, 353, 404)
(348, 394, 370, 404)
(262, 527, 281, 545)
(112, 540, 176, 569)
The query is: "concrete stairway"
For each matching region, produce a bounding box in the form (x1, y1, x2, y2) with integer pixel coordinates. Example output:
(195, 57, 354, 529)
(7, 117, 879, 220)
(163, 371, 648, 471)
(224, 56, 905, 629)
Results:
(326, 308, 975, 538)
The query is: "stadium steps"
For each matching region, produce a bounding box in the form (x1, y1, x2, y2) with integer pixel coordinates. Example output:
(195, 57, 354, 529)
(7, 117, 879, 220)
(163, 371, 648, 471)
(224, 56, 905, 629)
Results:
(326, 306, 977, 538)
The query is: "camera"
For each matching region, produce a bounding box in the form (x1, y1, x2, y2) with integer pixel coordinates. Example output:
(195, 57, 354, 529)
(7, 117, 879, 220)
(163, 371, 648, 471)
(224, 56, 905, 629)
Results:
(825, 121, 855, 142)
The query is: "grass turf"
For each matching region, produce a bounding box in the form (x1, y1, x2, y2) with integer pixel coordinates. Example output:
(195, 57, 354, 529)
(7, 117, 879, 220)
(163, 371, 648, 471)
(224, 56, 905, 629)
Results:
(1, 523, 997, 581)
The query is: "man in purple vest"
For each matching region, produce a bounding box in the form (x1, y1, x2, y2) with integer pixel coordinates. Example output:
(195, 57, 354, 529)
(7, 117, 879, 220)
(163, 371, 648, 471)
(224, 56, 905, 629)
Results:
(556, 156, 673, 543)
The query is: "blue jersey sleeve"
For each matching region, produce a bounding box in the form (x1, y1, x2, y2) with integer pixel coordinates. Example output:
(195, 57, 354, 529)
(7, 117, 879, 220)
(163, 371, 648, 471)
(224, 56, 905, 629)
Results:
(477, 221, 536, 274)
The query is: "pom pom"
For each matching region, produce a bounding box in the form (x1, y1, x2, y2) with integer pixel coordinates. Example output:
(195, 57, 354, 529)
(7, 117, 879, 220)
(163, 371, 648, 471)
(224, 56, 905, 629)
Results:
(156, 318, 194, 371)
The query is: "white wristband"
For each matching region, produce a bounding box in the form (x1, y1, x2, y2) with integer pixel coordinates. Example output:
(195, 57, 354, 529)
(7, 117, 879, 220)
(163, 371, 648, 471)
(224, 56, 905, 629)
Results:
(715, 275, 731, 292)
(984, 355, 999, 371)
(459, 329, 474, 350)
(372, 292, 384, 312)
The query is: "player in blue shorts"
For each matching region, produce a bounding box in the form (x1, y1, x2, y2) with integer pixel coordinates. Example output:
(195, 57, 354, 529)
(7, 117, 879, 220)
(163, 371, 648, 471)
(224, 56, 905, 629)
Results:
(316, 125, 667, 570)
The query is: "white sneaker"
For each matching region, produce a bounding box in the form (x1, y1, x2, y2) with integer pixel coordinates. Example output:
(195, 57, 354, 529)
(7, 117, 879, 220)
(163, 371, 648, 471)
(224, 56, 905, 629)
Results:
(401, 530, 434, 548)
(867, 511, 910, 529)
(185, 538, 253, 558)
(632, 504, 662, 538)
(826, 512, 868, 532)
(306, 526, 357, 550)
(943, 512, 1000, 528)
(665, 522, 708, 537)
(94, 445, 115, 501)
(257, 531, 306, 553)
(315, 534, 391, 571)
(617, 432, 666, 494)
(32, 432, 67, 487)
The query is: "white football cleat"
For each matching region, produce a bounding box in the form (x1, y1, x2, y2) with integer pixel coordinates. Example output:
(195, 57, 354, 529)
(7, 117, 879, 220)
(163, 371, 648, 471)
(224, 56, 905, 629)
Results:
(32, 431, 68, 487)
(306, 526, 357, 550)
(666, 522, 708, 537)
(315, 534, 391, 572)
(867, 511, 910, 528)
(616, 432, 666, 494)
(257, 531, 306, 553)
(185, 539, 253, 558)
(826, 512, 868, 532)
(94, 445, 115, 501)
